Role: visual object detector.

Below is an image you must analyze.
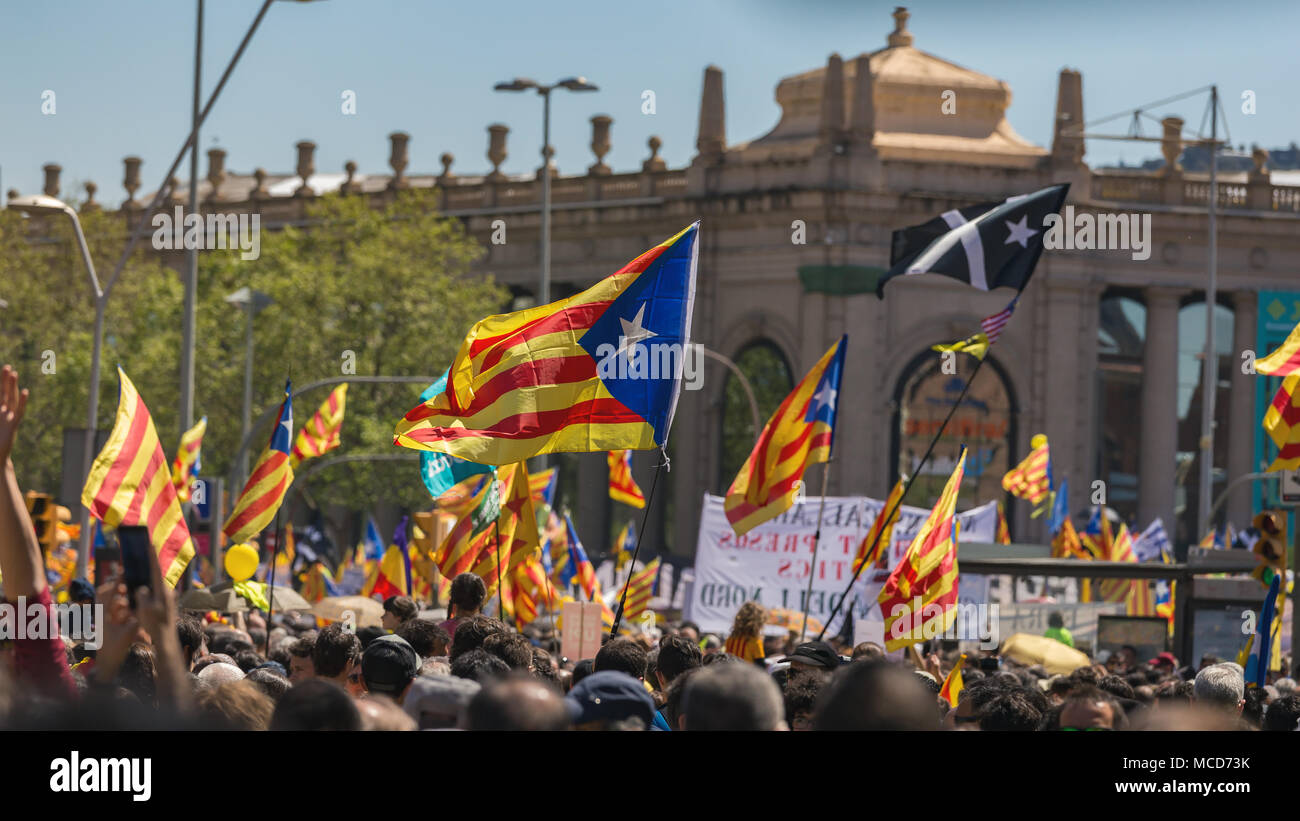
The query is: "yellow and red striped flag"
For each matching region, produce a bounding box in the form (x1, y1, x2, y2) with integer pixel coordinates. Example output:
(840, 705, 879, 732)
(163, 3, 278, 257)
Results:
(1263, 375, 1300, 470)
(1096, 523, 1148, 614)
(1256, 322, 1300, 376)
(291, 383, 347, 468)
(170, 416, 206, 503)
(996, 501, 1012, 544)
(224, 381, 295, 544)
(394, 224, 701, 465)
(81, 367, 194, 587)
(854, 478, 905, 573)
(878, 449, 965, 651)
(620, 557, 660, 624)
(470, 463, 541, 598)
(434, 475, 498, 580)
(1052, 516, 1090, 560)
(1002, 435, 1050, 505)
(607, 449, 646, 508)
(529, 467, 557, 505)
(940, 654, 966, 707)
(725, 336, 847, 537)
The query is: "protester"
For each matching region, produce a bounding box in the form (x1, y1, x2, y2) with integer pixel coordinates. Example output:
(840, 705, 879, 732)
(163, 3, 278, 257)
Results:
(682, 661, 785, 731)
(381, 596, 418, 631)
(312, 623, 362, 695)
(1043, 611, 1074, 648)
(441, 573, 487, 639)
(566, 671, 654, 731)
(359, 635, 421, 704)
(270, 679, 363, 731)
(467, 674, 570, 731)
(722, 601, 767, 664)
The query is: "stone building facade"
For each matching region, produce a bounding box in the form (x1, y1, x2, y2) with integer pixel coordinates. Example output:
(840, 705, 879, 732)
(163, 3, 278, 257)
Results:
(18, 8, 1300, 559)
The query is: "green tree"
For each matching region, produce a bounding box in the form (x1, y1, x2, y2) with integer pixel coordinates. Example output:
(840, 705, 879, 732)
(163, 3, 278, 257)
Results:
(0, 190, 505, 529)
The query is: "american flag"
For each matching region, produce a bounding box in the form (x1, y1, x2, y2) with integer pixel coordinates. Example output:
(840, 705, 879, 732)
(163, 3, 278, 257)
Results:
(980, 298, 1018, 345)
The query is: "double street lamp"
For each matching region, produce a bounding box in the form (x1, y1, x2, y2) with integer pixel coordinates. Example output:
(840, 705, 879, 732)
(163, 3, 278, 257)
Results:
(493, 76, 598, 307)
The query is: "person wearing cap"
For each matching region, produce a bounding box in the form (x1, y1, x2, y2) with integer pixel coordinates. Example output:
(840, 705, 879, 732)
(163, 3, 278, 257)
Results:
(1148, 651, 1178, 674)
(403, 674, 481, 729)
(360, 634, 422, 705)
(381, 595, 418, 632)
(565, 670, 655, 730)
(780, 641, 842, 679)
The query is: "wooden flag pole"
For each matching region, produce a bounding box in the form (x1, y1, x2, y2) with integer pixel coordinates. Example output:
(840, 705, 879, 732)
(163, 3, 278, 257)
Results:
(815, 354, 989, 642)
(265, 503, 284, 628)
(609, 450, 666, 638)
(799, 460, 833, 642)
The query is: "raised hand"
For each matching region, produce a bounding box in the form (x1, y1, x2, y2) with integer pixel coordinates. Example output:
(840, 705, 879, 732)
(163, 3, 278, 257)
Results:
(0, 365, 29, 466)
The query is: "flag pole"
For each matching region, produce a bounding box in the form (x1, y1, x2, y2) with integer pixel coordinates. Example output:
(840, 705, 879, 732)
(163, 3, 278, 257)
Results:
(609, 450, 666, 638)
(799, 460, 833, 642)
(266, 503, 283, 629)
(815, 355, 989, 642)
(494, 519, 503, 622)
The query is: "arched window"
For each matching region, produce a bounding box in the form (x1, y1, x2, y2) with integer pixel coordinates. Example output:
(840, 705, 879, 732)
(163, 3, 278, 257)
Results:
(1176, 298, 1234, 543)
(1096, 292, 1146, 523)
(717, 341, 794, 493)
(891, 350, 1017, 512)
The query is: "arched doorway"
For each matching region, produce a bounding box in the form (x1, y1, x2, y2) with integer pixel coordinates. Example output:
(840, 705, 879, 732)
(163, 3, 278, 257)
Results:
(716, 340, 794, 493)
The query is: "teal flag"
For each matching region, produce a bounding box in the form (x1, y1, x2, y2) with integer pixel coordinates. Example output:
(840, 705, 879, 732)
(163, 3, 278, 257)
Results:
(419, 371, 494, 500)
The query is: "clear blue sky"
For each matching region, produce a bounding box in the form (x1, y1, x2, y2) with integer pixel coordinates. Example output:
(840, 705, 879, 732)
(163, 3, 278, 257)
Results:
(2, 0, 1297, 202)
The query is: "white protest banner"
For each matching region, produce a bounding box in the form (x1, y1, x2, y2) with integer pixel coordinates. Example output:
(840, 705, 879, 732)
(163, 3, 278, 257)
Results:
(686, 494, 1000, 635)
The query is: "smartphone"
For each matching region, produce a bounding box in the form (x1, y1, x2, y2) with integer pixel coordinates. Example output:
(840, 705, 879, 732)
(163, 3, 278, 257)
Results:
(117, 525, 152, 609)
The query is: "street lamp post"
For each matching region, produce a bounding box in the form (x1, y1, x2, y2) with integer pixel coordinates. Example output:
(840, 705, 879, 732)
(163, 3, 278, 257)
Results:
(7, 194, 103, 577)
(179, 0, 204, 443)
(224, 287, 273, 491)
(493, 77, 598, 306)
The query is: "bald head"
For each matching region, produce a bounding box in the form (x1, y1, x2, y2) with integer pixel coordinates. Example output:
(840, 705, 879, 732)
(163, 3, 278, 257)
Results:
(466, 675, 571, 731)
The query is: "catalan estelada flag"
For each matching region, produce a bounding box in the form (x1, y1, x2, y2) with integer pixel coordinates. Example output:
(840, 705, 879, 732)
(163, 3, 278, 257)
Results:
(854, 478, 905, 573)
(879, 448, 965, 651)
(170, 416, 206, 503)
(620, 557, 660, 624)
(1255, 322, 1300, 376)
(560, 513, 598, 598)
(470, 463, 540, 598)
(81, 367, 194, 588)
(996, 502, 1012, 544)
(1002, 435, 1050, 506)
(940, 654, 966, 707)
(224, 381, 294, 545)
(301, 562, 341, 603)
(530, 467, 558, 507)
(291, 383, 347, 468)
(1262, 375, 1300, 470)
(434, 474, 499, 580)
(1052, 516, 1089, 560)
(394, 223, 700, 464)
(724, 336, 847, 537)
(607, 449, 646, 508)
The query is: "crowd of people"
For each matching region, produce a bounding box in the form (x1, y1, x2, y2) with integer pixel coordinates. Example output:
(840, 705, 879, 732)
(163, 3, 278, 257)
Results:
(1, 362, 1298, 732)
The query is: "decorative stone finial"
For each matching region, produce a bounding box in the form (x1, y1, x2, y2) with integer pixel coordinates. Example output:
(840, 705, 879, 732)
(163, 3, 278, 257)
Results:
(888, 6, 913, 48)
(295, 140, 316, 197)
(438, 152, 455, 183)
(849, 54, 875, 143)
(341, 161, 361, 194)
(388, 132, 410, 190)
(696, 66, 726, 157)
(42, 163, 61, 198)
(251, 168, 268, 199)
(819, 54, 846, 145)
(206, 148, 227, 202)
(643, 136, 666, 172)
(166, 176, 184, 206)
(487, 124, 509, 182)
(588, 115, 612, 176)
(1160, 117, 1184, 175)
(82, 181, 99, 212)
(122, 156, 142, 208)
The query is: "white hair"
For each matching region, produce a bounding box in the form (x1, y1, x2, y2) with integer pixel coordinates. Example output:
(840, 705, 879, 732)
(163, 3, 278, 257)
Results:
(198, 662, 246, 686)
(1193, 662, 1244, 707)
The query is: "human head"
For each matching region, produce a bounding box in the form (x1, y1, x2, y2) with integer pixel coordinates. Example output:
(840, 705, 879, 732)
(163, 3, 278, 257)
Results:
(403, 674, 480, 729)
(729, 601, 767, 638)
(198, 679, 274, 731)
(449, 615, 506, 661)
(850, 642, 885, 662)
(782, 671, 823, 731)
(245, 668, 292, 703)
(482, 631, 536, 671)
(655, 635, 703, 688)
(449, 573, 487, 618)
(1047, 611, 1064, 629)
(312, 624, 362, 684)
(176, 614, 207, 671)
(381, 596, 418, 632)
(594, 638, 648, 681)
(270, 679, 362, 731)
(978, 689, 1043, 731)
(677, 622, 700, 644)
(396, 619, 450, 659)
(814, 660, 938, 731)
(1057, 686, 1125, 730)
(196, 661, 245, 688)
(450, 648, 511, 684)
(565, 671, 655, 731)
(287, 636, 316, 683)
(360, 635, 421, 703)
(1262, 693, 1300, 731)
(682, 661, 785, 731)
(356, 694, 418, 731)
(1193, 663, 1246, 713)
(782, 641, 841, 678)
(466, 674, 571, 731)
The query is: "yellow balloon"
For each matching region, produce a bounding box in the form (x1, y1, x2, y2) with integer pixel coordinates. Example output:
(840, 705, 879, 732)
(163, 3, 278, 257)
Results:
(224, 542, 260, 582)
(1030, 434, 1048, 450)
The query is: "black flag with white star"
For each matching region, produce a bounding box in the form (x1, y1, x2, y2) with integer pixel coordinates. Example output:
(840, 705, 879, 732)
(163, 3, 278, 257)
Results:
(876, 183, 1069, 299)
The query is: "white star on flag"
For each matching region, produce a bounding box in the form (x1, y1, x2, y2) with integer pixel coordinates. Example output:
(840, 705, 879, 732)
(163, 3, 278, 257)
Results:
(1004, 215, 1038, 248)
(811, 383, 837, 413)
(616, 304, 657, 359)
